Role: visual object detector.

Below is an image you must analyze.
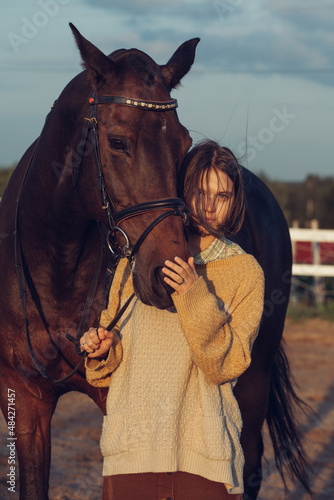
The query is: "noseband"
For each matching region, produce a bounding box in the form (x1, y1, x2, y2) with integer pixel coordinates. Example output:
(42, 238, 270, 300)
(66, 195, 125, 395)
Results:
(75, 92, 187, 268)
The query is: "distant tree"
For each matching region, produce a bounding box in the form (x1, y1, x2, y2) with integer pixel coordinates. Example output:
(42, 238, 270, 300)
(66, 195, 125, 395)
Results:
(313, 176, 334, 229)
(0, 165, 16, 198)
(257, 172, 334, 229)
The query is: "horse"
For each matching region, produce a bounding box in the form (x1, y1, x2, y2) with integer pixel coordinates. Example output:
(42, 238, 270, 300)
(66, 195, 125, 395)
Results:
(0, 25, 310, 499)
(228, 170, 311, 498)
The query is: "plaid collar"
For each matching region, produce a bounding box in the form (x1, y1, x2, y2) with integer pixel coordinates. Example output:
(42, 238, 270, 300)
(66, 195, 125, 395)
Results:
(193, 235, 245, 265)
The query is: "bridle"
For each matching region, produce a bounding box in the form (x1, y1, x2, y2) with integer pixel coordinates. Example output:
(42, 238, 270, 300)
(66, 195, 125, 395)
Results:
(75, 92, 188, 269)
(15, 91, 188, 385)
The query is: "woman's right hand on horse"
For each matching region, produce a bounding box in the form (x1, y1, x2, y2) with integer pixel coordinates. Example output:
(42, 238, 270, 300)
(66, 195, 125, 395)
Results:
(80, 326, 114, 359)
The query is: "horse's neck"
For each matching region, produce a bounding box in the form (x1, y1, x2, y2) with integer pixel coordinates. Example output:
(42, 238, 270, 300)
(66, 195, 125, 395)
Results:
(22, 175, 91, 278)
(20, 106, 98, 289)
(50, 181, 95, 283)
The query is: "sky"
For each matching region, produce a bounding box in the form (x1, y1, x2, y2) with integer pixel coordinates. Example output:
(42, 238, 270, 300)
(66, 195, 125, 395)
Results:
(1, 0, 334, 181)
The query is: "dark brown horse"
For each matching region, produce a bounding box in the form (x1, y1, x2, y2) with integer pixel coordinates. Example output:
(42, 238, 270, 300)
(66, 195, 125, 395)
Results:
(228, 170, 311, 498)
(0, 25, 310, 499)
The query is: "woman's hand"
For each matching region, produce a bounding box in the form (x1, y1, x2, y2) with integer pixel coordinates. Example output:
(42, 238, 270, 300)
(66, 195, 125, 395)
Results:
(162, 256, 199, 295)
(79, 326, 114, 359)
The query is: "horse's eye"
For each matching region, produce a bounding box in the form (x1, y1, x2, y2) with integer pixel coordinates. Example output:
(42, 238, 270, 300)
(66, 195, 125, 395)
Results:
(109, 138, 126, 152)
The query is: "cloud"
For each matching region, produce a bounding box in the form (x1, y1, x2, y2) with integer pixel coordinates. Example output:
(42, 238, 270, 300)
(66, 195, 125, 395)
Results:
(83, 0, 204, 16)
(4, 0, 333, 86)
(81, 0, 334, 87)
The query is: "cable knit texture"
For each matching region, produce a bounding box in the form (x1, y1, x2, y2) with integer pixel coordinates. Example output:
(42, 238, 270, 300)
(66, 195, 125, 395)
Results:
(85, 253, 264, 494)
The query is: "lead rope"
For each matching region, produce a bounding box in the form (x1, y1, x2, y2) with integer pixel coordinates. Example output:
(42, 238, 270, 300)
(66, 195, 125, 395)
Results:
(102, 292, 135, 332)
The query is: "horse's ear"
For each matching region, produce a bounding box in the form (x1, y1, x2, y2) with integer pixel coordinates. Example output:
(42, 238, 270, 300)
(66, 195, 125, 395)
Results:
(69, 23, 115, 86)
(160, 38, 200, 90)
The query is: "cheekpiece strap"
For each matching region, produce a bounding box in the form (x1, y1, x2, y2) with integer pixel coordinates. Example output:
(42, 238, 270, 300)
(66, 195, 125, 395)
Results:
(89, 95, 178, 111)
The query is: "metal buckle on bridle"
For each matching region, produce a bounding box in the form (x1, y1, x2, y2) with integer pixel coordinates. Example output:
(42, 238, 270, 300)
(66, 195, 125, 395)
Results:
(107, 227, 131, 258)
(180, 210, 189, 226)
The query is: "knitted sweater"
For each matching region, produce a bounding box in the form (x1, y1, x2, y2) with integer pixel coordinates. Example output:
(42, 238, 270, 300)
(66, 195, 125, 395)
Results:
(85, 253, 264, 494)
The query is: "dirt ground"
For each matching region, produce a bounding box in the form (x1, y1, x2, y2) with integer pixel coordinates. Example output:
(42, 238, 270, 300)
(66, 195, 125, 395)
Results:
(1, 318, 333, 499)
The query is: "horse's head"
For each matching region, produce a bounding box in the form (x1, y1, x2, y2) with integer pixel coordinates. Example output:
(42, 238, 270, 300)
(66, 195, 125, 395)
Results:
(70, 24, 199, 309)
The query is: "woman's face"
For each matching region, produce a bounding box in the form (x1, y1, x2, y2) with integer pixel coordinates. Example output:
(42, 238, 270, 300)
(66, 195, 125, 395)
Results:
(186, 167, 234, 234)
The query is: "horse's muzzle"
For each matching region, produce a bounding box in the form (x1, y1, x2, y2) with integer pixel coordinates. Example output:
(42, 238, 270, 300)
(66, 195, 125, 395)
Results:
(132, 265, 176, 310)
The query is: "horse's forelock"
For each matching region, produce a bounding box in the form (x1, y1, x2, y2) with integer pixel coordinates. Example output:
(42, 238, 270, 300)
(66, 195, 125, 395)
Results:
(108, 48, 159, 88)
(108, 48, 126, 59)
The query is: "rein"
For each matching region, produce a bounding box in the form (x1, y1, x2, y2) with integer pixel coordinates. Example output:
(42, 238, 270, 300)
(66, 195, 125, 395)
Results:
(15, 91, 187, 385)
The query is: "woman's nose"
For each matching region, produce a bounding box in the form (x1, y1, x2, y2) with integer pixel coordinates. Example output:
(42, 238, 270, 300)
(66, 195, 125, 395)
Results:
(205, 196, 215, 213)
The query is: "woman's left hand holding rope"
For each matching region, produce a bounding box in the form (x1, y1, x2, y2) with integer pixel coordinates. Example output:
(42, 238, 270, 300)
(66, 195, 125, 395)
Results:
(79, 326, 114, 359)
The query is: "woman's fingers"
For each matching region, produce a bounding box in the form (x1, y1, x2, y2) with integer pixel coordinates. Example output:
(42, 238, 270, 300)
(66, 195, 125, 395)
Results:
(164, 257, 198, 279)
(165, 257, 187, 273)
(86, 327, 100, 348)
(162, 264, 184, 284)
(162, 256, 198, 295)
(80, 327, 107, 353)
(163, 275, 182, 292)
(187, 256, 196, 272)
(97, 326, 108, 340)
(79, 325, 115, 359)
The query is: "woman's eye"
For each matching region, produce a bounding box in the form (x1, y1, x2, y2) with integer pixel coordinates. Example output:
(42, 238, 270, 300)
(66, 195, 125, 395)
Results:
(109, 138, 126, 151)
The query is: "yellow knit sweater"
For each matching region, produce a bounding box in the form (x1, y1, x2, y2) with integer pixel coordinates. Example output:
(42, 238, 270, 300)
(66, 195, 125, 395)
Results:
(85, 253, 264, 494)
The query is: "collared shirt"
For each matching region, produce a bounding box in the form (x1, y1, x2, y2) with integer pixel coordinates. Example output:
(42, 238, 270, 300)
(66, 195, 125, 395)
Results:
(194, 235, 245, 265)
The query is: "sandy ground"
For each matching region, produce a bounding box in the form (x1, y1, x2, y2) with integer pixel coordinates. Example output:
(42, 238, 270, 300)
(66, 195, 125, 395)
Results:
(1, 318, 333, 499)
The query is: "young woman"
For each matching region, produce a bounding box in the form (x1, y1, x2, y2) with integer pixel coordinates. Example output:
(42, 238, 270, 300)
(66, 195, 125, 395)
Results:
(80, 140, 264, 500)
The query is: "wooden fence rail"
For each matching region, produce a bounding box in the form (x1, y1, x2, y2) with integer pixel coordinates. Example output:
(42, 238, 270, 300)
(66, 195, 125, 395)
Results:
(290, 227, 334, 305)
(290, 228, 334, 278)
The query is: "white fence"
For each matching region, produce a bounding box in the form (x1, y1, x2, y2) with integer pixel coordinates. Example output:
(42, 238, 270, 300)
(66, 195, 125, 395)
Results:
(290, 227, 334, 278)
